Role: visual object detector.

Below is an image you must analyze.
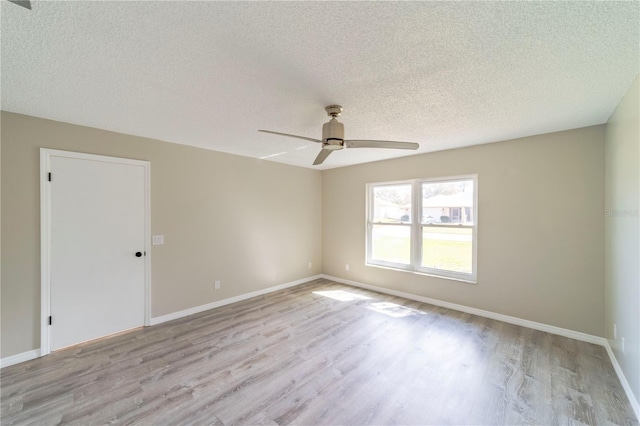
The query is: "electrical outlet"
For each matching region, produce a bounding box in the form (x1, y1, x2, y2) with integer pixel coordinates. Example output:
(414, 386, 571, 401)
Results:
(622, 337, 626, 355)
(214, 280, 221, 290)
(345, 264, 350, 271)
(614, 323, 617, 339)
(308, 262, 312, 269)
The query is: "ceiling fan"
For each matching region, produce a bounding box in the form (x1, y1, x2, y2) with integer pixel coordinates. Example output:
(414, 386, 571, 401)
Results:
(259, 105, 419, 165)
(7, 0, 31, 10)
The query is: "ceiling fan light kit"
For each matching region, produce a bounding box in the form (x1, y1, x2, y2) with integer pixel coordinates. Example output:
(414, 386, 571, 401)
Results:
(259, 105, 419, 165)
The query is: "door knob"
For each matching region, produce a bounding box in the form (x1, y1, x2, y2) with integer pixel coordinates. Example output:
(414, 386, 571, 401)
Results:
(135, 252, 143, 257)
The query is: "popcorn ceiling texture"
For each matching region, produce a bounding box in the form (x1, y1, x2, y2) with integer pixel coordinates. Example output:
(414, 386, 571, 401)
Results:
(1, 1, 638, 169)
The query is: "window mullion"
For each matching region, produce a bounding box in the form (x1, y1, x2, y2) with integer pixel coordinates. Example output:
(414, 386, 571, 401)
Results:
(366, 184, 373, 262)
(411, 180, 421, 270)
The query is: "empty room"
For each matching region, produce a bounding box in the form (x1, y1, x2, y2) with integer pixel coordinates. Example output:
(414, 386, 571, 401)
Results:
(1, 1, 639, 425)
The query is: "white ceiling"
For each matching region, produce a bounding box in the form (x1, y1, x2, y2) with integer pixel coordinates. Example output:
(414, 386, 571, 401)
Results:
(2, 1, 639, 170)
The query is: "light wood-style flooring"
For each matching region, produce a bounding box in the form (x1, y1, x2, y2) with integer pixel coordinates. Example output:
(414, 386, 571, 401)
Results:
(1, 279, 637, 425)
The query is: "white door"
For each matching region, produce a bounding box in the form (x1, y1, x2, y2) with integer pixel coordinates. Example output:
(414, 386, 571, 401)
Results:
(46, 151, 148, 351)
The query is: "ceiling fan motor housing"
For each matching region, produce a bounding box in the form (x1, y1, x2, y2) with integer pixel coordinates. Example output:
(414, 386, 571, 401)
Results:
(322, 119, 344, 150)
(259, 104, 418, 165)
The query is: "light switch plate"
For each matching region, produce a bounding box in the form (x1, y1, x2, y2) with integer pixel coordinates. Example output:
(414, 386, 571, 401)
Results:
(152, 235, 164, 245)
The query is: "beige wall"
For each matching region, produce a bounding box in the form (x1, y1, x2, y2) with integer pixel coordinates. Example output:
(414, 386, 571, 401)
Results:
(323, 126, 605, 336)
(605, 75, 640, 403)
(0, 110, 614, 361)
(1, 112, 322, 358)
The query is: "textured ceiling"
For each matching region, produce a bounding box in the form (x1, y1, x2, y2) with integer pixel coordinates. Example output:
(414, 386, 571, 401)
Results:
(2, 1, 639, 169)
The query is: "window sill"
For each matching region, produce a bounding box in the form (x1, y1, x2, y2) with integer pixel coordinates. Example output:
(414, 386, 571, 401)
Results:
(365, 262, 477, 285)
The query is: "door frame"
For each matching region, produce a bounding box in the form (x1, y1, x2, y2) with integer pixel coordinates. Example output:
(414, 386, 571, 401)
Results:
(40, 148, 151, 356)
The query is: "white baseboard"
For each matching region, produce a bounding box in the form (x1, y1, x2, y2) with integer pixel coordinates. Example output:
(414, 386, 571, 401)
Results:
(1, 275, 322, 368)
(604, 340, 640, 420)
(0, 348, 41, 369)
(150, 275, 323, 326)
(322, 274, 606, 345)
(2, 272, 638, 422)
(323, 274, 640, 422)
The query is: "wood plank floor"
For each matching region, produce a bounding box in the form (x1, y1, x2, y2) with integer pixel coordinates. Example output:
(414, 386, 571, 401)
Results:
(2, 278, 637, 425)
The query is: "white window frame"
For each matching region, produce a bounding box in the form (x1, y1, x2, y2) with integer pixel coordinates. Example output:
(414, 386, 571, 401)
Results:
(366, 174, 478, 283)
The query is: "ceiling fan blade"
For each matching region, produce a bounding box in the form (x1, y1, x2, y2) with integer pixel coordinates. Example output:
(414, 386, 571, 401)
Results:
(313, 149, 333, 165)
(7, 0, 31, 9)
(345, 140, 419, 150)
(259, 130, 322, 144)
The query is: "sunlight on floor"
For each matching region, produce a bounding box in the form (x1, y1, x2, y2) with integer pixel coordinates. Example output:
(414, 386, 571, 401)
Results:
(366, 302, 427, 318)
(312, 290, 372, 301)
(312, 291, 428, 318)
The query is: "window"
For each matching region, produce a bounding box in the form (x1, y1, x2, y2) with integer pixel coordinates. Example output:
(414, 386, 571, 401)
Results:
(366, 175, 477, 282)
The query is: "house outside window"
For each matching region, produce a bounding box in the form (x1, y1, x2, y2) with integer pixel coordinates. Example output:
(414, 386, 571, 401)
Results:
(366, 175, 477, 282)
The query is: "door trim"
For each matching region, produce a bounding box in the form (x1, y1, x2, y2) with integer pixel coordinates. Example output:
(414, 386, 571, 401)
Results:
(40, 148, 151, 356)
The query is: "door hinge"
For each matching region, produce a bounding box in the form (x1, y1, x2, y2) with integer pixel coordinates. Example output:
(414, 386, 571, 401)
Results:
(49, 316, 52, 325)
(48, 172, 52, 182)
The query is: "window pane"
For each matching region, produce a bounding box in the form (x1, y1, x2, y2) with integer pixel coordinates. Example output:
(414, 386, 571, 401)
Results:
(372, 184, 412, 223)
(422, 179, 474, 224)
(422, 227, 472, 273)
(372, 225, 411, 265)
